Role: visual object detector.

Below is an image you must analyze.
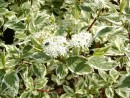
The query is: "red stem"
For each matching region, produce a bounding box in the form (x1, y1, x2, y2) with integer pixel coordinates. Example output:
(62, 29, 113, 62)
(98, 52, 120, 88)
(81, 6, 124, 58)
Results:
(86, 9, 102, 32)
(86, 18, 97, 32)
(36, 88, 64, 94)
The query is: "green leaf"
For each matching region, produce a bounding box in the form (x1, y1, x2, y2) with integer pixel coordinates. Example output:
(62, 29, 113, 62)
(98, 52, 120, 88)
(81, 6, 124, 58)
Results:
(93, 46, 110, 56)
(56, 27, 65, 35)
(23, 44, 32, 53)
(20, 91, 30, 98)
(0, 8, 8, 15)
(32, 65, 41, 77)
(24, 77, 34, 90)
(32, 52, 50, 60)
(60, 93, 74, 98)
(66, 56, 92, 74)
(98, 69, 108, 81)
(4, 20, 26, 31)
(34, 78, 48, 89)
(87, 94, 93, 98)
(50, 92, 59, 98)
(0, 17, 4, 27)
(72, 4, 81, 20)
(74, 62, 92, 74)
(105, 18, 122, 25)
(63, 85, 74, 94)
(94, 26, 112, 38)
(0, 69, 5, 80)
(119, 75, 130, 88)
(115, 88, 128, 98)
(22, 44, 33, 57)
(0, 52, 5, 68)
(109, 68, 119, 80)
(75, 77, 85, 93)
(120, 0, 127, 14)
(81, 6, 92, 12)
(3, 71, 19, 94)
(34, 15, 47, 25)
(105, 87, 114, 98)
(32, 64, 46, 78)
(51, 74, 64, 85)
(125, 0, 130, 14)
(56, 64, 68, 79)
(0, 0, 8, 8)
(29, 20, 37, 32)
(66, 56, 87, 65)
(31, 36, 42, 50)
(1, 82, 7, 92)
(88, 56, 117, 70)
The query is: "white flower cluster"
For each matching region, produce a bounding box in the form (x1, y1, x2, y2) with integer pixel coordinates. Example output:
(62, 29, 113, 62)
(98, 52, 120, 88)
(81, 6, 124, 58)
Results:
(43, 32, 92, 58)
(43, 36, 68, 58)
(69, 32, 92, 48)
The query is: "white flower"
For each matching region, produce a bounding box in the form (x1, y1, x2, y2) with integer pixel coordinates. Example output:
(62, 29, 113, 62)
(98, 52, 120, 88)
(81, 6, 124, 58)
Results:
(69, 32, 92, 48)
(43, 36, 68, 58)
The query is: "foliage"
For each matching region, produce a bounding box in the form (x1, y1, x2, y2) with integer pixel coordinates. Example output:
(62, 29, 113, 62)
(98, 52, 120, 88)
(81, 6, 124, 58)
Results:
(0, 0, 130, 98)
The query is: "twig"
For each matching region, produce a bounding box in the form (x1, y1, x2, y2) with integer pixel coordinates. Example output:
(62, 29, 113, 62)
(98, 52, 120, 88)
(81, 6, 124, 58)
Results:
(36, 88, 64, 94)
(36, 89, 51, 93)
(86, 9, 102, 32)
(105, 54, 126, 57)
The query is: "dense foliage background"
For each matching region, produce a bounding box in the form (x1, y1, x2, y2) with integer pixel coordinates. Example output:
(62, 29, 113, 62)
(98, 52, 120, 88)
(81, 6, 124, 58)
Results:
(0, 0, 130, 98)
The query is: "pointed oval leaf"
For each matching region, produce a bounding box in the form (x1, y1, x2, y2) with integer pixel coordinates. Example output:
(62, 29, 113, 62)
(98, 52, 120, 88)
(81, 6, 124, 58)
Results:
(63, 85, 74, 94)
(105, 87, 114, 98)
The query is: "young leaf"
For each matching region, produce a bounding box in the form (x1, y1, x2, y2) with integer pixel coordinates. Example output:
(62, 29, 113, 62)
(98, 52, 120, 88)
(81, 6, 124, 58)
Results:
(0, 69, 5, 83)
(20, 91, 30, 98)
(50, 92, 59, 98)
(63, 85, 74, 94)
(105, 87, 114, 98)
(0, 17, 4, 27)
(72, 4, 81, 20)
(93, 46, 110, 56)
(109, 68, 119, 80)
(60, 93, 74, 98)
(31, 36, 42, 50)
(0, 8, 8, 15)
(120, 0, 127, 14)
(81, 5, 92, 12)
(98, 69, 108, 81)
(0, 51, 5, 68)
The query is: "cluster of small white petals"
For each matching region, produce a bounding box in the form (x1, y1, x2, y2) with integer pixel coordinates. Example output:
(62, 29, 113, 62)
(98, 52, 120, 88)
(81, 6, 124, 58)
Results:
(43, 32, 92, 58)
(43, 36, 68, 58)
(69, 32, 92, 48)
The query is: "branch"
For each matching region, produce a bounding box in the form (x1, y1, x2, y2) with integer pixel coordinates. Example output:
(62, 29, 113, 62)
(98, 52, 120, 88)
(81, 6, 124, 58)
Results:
(86, 9, 102, 32)
(105, 54, 126, 57)
(36, 88, 64, 95)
